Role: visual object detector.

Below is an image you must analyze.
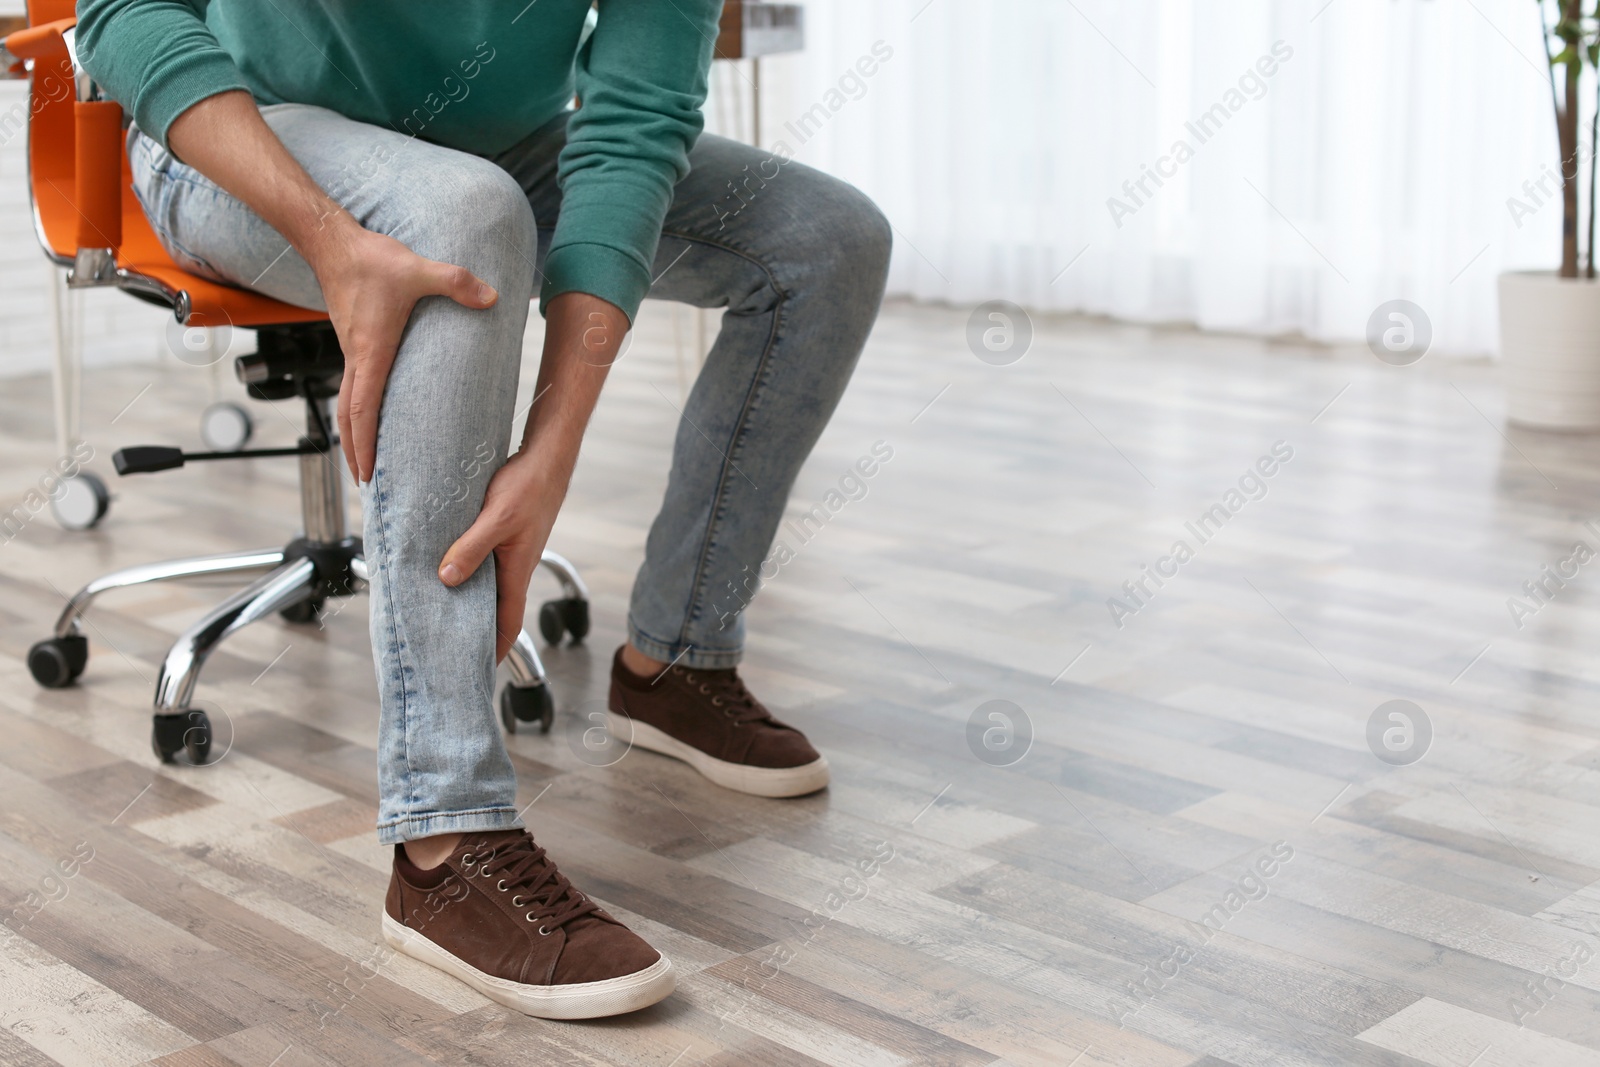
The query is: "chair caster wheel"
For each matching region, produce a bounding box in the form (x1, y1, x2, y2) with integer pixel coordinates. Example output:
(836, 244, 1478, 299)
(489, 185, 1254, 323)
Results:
(538, 601, 564, 644)
(152, 710, 211, 765)
(279, 596, 325, 624)
(28, 635, 88, 688)
(199, 401, 253, 452)
(50, 472, 109, 531)
(537, 597, 589, 645)
(561, 597, 589, 641)
(500, 683, 553, 735)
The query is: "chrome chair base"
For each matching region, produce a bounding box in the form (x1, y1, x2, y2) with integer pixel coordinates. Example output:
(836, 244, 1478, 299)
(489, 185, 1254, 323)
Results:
(29, 542, 587, 764)
(25, 321, 587, 765)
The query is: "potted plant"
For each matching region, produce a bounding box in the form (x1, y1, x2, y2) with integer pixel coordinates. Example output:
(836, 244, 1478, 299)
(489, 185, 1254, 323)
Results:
(1499, 0, 1600, 428)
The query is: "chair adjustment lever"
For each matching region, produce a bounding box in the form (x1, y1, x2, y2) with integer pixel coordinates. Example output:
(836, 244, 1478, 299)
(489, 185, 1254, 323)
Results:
(112, 441, 337, 476)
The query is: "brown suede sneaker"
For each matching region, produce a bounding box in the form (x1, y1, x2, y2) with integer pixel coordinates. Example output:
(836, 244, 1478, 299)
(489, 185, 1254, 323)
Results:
(382, 829, 673, 1018)
(608, 646, 830, 797)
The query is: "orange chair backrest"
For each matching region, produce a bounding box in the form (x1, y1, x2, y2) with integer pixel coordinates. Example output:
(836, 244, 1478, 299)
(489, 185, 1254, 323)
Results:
(14, 0, 327, 328)
(26, 0, 78, 262)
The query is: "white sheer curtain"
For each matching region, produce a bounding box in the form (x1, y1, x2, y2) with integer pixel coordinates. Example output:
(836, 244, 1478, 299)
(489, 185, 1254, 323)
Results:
(725, 0, 1572, 357)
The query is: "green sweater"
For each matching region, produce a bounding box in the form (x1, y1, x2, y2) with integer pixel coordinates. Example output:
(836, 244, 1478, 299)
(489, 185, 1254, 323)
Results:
(75, 0, 719, 321)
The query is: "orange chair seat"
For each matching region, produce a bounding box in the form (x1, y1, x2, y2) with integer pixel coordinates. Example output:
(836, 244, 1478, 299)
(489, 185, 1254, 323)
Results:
(117, 180, 327, 329)
(32, 160, 326, 330)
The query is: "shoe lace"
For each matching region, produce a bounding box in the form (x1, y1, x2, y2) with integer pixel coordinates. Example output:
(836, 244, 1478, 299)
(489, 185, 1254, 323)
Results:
(475, 838, 600, 931)
(676, 667, 770, 725)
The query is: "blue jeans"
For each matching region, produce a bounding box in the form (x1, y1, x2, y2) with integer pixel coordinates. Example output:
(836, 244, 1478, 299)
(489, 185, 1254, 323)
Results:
(128, 104, 890, 843)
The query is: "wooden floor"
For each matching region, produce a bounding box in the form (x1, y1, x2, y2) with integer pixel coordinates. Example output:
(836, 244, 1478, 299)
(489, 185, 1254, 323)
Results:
(4, 299, 1600, 1067)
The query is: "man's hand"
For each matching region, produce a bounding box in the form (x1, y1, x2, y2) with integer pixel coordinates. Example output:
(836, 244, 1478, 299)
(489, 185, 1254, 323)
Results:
(437, 450, 565, 662)
(437, 291, 627, 660)
(166, 91, 498, 483)
(311, 221, 498, 482)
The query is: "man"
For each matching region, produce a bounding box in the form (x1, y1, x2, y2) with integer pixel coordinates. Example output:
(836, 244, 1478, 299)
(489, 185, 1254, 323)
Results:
(79, 0, 889, 1019)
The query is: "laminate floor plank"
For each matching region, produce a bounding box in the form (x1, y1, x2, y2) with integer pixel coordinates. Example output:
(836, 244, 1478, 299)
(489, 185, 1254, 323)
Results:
(769, 921, 1191, 1067)
(0, 767, 456, 1045)
(1357, 997, 1600, 1066)
(1201, 889, 1600, 1052)
(0, 1026, 68, 1067)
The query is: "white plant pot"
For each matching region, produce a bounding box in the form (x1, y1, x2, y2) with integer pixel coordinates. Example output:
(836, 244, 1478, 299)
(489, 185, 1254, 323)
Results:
(1498, 270, 1600, 430)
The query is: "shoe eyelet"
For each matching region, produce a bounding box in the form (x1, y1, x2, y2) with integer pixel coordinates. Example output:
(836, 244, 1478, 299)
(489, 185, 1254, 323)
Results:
(460, 853, 475, 866)
(512, 895, 527, 907)
(699, 684, 711, 694)
(496, 879, 508, 892)
(712, 696, 723, 706)
(538, 925, 550, 937)
(723, 708, 735, 718)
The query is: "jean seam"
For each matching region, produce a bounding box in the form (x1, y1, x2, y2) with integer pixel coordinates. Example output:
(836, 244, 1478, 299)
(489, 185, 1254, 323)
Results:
(369, 474, 420, 821)
(652, 228, 790, 652)
(376, 805, 520, 831)
(628, 617, 739, 659)
(628, 619, 679, 654)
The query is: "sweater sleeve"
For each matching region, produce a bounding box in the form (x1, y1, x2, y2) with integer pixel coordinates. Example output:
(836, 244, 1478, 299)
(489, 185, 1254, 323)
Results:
(75, 0, 248, 149)
(538, 0, 718, 323)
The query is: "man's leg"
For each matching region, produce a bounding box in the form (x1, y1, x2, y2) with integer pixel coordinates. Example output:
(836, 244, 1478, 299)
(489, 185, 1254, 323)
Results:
(133, 103, 535, 839)
(499, 125, 891, 794)
(130, 104, 674, 1017)
(633, 137, 892, 664)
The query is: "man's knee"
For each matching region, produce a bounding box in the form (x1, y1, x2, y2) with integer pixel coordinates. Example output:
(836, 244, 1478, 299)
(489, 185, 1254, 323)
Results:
(797, 176, 892, 289)
(388, 159, 537, 294)
(840, 187, 893, 279)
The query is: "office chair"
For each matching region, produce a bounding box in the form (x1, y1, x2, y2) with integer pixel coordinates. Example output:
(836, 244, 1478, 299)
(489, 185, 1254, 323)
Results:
(5, 2, 588, 764)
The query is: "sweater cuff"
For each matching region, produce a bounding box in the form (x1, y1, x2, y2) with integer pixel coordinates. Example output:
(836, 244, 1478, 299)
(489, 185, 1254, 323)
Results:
(141, 51, 251, 150)
(538, 242, 651, 324)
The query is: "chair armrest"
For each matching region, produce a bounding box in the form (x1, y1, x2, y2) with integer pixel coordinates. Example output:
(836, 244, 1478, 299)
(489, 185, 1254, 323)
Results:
(75, 98, 124, 257)
(4, 17, 76, 63)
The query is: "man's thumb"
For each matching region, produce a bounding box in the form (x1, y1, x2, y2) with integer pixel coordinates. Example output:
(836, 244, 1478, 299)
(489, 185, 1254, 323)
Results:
(426, 260, 497, 309)
(439, 520, 496, 587)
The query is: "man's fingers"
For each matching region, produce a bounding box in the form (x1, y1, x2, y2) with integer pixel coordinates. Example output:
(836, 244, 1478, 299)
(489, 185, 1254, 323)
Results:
(336, 372, 357, 481)
(346, 353, 396, 483)
(439, 513, 502, 588)
(421, 259, 497, 310)
(493, 549, 537, 662)
(495, 590, 526, 663)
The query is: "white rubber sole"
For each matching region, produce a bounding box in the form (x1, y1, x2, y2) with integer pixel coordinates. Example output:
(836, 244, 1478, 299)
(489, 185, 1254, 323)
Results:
(381, 913, 675, 1019)
(617, 718, 831, 797)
